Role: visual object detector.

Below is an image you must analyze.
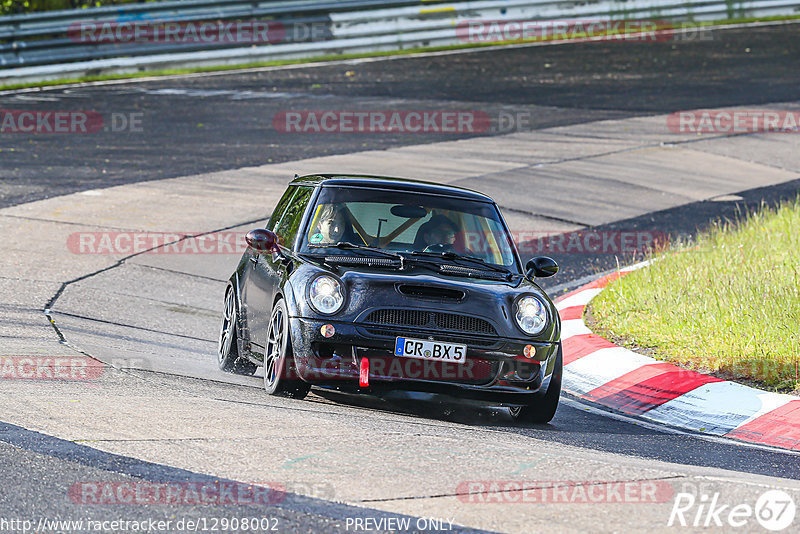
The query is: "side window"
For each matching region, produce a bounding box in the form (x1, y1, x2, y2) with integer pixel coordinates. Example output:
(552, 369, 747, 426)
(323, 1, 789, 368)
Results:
(267, 186, 297, 234)
(274, 186, 313, 249)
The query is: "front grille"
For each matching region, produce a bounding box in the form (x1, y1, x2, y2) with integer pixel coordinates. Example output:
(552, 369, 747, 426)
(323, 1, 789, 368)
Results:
(366, 309, 429, 328)
(436, 314, 495, 333)
(364, 309, 496, 336)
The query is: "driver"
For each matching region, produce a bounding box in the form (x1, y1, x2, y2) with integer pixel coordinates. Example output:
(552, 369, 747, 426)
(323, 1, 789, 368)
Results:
(415, 214, 458, 252)
(309, 204, 356, 245)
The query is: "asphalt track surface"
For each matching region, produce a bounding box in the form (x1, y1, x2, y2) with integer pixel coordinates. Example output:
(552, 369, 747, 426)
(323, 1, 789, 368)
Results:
(2, 22, 800, 533)
(1, 23, 799, 209)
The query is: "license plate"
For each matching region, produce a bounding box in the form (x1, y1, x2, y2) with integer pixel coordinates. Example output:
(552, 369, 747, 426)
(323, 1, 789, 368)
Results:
(394, 337, 466, 364)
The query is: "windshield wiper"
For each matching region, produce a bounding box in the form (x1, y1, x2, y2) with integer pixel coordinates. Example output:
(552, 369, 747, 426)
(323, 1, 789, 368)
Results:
(307, 242, 405, 268)
(408, 250, 515, 276)
(404, 252, 518, 282)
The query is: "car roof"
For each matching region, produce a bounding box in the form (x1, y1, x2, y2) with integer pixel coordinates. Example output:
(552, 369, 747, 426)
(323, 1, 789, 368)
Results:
(290, 174, 494, 202)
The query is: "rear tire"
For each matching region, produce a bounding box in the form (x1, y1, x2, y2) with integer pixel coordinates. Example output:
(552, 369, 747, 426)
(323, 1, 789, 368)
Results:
(509, 347, 562, 424)
(263, 299, 311, 399)
(218, 284, 257, 376)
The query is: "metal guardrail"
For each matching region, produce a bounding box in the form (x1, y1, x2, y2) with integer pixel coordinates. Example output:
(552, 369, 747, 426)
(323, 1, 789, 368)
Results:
(1, 0, 799, 84)
(0, 1, 421, 68)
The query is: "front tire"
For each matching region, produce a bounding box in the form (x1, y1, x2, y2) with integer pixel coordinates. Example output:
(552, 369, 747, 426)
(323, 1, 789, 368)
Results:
(218, 284, 257, 375)
(509, 347, 562, 424)
(263, 299, 311, 399)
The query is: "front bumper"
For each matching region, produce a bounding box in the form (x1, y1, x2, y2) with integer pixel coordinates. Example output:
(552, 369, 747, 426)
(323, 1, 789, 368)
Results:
(288, 317, 560, 402)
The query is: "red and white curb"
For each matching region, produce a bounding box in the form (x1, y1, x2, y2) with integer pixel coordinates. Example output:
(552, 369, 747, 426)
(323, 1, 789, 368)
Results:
(556, 263, 800, 451)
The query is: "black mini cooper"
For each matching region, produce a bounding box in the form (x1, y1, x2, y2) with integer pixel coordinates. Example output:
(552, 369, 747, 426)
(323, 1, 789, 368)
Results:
(218, 174, 562, 422)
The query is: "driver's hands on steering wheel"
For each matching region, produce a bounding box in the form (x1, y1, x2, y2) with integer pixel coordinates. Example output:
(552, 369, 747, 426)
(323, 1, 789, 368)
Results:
(423, 243, 455, 253)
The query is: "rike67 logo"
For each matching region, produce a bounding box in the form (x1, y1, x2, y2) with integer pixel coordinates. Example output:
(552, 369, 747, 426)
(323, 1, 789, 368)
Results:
(669, 489, 796, 531)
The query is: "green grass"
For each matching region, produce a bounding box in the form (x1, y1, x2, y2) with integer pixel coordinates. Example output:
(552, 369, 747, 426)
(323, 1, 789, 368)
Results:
(3, 15, 799, 92)
(589, 199, 800, 393)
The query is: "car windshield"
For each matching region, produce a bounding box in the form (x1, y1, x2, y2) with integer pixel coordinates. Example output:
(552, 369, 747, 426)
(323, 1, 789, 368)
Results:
(299, 186, 519, 271)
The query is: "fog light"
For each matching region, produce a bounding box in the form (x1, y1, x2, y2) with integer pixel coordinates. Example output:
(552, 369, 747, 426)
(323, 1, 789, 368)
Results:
(523, 345, 535, 359)
(320, 324, 335, 338)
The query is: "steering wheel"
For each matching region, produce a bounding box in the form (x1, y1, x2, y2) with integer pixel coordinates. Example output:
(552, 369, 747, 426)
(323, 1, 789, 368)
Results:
(423, 243, 455, 254)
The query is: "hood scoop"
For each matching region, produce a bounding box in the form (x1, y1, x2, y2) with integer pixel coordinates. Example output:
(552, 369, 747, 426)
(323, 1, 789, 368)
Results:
(397, 284, 466, 302)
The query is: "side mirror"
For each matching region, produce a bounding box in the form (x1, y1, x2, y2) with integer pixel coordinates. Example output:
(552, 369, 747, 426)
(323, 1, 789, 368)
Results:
(246, 229, 277, 253)
(526, 257, 559, 279)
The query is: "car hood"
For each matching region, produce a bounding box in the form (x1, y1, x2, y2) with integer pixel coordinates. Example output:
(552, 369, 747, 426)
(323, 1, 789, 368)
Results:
(289, 261, 560, 342)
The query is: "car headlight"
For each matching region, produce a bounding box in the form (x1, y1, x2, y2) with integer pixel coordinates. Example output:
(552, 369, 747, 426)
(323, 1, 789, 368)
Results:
(309, 275, 345, 315)
(514, 295, 548, 336)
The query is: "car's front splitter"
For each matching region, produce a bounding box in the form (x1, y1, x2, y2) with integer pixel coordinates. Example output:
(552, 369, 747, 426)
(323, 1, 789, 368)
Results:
(288, 317, 560, 401)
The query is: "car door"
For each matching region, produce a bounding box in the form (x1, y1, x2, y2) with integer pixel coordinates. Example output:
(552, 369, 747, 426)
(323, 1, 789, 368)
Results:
(241, 186, 295, 351)
(242, 185, 313, 352)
